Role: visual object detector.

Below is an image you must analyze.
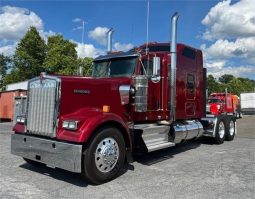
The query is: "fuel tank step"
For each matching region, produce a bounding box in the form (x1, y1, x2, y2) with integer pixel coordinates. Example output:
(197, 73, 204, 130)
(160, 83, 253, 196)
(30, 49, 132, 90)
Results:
(146, 141, 175, 152)
(134, 123, 175, 152)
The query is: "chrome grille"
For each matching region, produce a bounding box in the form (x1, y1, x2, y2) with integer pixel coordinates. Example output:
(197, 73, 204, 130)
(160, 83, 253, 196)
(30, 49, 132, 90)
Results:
(26, 77, 60, 137)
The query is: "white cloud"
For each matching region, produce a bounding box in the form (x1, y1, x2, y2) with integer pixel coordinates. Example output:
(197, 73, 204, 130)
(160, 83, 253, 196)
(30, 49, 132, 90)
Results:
(204, 59, 226, 70)
(0, 42, 17, 56)
(75, 42, 105, 58)
(39, 30, 56, 41)
(202, 0, 255, 40)
(201, 37, 255, 63)
(113, 42, 134, 51)
(207, 65, 255, 80)
(0, 6, 43, 41)
(0, 6, 57, 56)
(201, 0, 255, 79)
(88, 26, 109, 46)
(72, 26, 83, 31)
(72, 18, 83, 23)
(74, 41, 134, 58)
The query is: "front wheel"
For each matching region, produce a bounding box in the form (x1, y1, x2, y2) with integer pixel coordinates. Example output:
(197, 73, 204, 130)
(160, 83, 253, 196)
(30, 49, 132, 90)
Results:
(83, 127, 126, 184)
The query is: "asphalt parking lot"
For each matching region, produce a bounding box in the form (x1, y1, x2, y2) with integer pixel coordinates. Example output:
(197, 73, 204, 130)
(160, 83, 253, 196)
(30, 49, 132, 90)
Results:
(0, 116, 254, 199)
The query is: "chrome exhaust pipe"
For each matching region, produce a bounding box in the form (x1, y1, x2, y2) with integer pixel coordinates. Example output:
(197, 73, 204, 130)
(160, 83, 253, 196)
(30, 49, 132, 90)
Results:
(107, 28, 114, 53)
(169, 12, 179, 122)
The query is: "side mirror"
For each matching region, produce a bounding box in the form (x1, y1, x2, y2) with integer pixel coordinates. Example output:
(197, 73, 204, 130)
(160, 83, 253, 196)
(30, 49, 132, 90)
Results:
(153, 57, 160, 76)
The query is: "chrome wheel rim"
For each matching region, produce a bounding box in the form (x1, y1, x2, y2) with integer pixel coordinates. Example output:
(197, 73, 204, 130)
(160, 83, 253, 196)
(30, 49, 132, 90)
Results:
(95, 137, 119, 173)
(229, 120, 235, 136)
(219, 121, 225, 139)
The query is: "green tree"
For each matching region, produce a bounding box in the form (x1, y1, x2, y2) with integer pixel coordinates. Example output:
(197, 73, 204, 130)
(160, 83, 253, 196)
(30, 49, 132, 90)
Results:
(43, 35, 78, 75)
(218, 74, 234, 84)
(2, 69, 20, 88)
(207, 74, 255, 96)
(207, 75, 221, 94)
(12, 27, 46, 82)
(78, 57, 93, 76)
(227, 77, 242, 95)
(237, 77, 255, 92)
(0, 54, 11, 90)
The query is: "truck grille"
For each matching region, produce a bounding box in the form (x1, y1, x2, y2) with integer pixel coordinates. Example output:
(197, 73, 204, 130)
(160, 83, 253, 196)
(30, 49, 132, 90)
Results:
(26, 77, 60, 137)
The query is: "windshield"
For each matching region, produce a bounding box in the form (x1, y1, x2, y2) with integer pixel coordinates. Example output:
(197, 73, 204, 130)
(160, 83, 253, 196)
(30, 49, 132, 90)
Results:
(92, 57, 137, 78)
(208, 98, 222, 103)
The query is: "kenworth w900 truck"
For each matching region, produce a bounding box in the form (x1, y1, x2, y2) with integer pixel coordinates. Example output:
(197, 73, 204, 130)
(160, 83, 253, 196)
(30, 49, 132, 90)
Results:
(11, 13, 236, 184)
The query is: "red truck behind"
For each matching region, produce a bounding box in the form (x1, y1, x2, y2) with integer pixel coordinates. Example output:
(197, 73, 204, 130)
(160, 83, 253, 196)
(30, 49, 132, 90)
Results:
(207, 92, 240, 117)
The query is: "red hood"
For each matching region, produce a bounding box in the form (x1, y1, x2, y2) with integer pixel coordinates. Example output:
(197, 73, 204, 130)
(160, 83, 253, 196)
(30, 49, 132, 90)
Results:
(59, 76, 131, 119)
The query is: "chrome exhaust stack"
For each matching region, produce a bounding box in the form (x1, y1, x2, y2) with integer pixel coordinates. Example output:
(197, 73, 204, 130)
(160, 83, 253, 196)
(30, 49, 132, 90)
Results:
(169, 12, 179, 122)
(107, 28, 114, 53)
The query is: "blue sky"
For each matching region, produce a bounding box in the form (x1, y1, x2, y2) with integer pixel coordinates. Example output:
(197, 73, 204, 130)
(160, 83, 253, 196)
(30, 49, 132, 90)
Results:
(0, 0, 255, 80)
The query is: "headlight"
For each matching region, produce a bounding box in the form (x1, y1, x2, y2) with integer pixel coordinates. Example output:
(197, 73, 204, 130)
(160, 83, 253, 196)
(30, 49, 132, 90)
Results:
(16, 116, 25, 124)
(62, 120, 79, 130)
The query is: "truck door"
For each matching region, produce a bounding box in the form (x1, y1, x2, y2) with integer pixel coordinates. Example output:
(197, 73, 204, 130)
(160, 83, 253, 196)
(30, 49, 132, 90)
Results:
(141, 58, 162, 116)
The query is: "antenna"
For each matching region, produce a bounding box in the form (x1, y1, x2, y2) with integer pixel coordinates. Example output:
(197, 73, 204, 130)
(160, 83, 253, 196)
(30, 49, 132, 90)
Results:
(81, 20, 85, 44)
(146, 0, 150, 55)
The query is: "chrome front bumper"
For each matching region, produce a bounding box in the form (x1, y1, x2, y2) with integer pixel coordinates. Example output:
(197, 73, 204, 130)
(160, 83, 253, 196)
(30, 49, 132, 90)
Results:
(11, 133, 82, 173)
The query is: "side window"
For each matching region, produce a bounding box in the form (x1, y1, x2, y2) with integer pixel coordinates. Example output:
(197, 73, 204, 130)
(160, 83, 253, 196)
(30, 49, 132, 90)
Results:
(141, 60, 154, 76)
(187, 74, 195, 94)
(182, 47, 196, 60)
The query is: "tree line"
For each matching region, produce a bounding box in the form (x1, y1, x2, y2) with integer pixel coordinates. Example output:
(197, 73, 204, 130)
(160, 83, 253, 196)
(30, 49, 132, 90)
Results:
(0, 27, 93, 90)
(207, 74, 255, 96)
(0, 27, 254, 95)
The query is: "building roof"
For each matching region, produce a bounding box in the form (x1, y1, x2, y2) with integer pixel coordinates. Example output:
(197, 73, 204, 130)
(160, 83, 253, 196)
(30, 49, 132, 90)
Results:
(6, 81, 28, 91)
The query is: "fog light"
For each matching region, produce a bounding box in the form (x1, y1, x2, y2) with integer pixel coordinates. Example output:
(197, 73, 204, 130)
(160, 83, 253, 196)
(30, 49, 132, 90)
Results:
(62, 120, 79, 130)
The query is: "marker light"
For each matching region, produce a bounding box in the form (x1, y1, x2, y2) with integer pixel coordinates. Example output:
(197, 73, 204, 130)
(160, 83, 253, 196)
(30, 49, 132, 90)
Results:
(103, 105, 110, 113)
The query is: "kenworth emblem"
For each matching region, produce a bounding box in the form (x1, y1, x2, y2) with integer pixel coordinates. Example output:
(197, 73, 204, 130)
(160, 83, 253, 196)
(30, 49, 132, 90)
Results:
(73, 89, 90, 94)
(30, 79, 56, 89)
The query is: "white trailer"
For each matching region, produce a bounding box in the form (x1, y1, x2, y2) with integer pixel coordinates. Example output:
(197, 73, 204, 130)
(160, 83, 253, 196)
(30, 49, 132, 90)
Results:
(240, 92, 255, 114)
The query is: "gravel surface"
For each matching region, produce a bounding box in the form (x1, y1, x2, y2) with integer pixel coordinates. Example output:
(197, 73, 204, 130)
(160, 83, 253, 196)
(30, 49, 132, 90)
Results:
(0, 116, 254, 199)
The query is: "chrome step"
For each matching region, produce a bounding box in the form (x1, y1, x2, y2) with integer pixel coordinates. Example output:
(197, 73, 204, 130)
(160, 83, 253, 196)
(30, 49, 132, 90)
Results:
(147, 141, 175, 152)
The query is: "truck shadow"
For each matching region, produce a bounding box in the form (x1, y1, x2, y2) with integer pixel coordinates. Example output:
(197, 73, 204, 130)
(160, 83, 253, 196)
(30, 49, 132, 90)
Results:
(20, 163, 89, 187)
(134, 137, 214, 166)
(19, 137, 215, 186)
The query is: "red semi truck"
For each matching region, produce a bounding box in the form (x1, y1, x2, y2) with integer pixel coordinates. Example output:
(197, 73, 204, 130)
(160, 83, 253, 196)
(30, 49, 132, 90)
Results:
(206, 92, 240, 117)
(11, 13, 236, 184)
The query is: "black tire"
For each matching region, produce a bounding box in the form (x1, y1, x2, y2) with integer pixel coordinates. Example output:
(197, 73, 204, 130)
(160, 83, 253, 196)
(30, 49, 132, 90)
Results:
(225, 117, 236, 141)
(83, 127, 126, 184)
(23, 158, 45, 167)
(214, 117, 226, 144)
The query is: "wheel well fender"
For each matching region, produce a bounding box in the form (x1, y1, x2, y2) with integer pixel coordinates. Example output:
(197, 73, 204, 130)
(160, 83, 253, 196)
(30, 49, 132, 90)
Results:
(84, 120, 132, 150)
(78, 112, 132, 150)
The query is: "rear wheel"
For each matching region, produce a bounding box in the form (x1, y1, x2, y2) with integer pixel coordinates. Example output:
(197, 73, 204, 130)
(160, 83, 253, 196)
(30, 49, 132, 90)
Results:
(83, 127, 126, 184)
(225, 118, 235, 141)
(215, 118, 226, 144)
